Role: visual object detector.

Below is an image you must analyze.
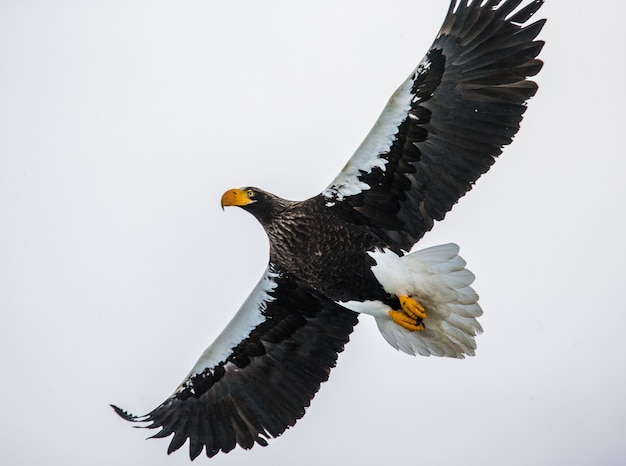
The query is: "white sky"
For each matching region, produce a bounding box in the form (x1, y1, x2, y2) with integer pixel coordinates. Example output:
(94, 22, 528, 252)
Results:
(2, 1, 626, 465)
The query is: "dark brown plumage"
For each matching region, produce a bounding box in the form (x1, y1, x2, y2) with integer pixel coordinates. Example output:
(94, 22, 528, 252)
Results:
(237, 188, 392, 303)
(113, 0, 545, 460)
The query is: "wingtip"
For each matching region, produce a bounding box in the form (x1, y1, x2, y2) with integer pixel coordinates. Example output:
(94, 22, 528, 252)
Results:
(111, 403, 140, 422)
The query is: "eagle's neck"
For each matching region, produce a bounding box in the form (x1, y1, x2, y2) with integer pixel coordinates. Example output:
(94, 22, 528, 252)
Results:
(248, 195, 294, 229)
(264, 204, 312, 261)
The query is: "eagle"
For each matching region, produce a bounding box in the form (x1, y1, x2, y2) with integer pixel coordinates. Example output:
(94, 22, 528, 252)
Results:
(113, 0, 545, 460)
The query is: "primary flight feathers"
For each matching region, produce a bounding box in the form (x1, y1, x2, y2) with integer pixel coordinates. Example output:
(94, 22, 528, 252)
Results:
(113, 0, 545, 460)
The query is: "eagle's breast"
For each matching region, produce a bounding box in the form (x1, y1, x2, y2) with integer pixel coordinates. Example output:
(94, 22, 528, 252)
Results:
(266, 200, 389, 303)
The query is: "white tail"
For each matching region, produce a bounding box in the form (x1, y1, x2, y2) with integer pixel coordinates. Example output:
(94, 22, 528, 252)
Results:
(371, 244, 483, 358)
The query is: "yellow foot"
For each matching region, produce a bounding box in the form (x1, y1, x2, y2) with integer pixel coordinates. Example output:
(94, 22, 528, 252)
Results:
(399, 295, 426, 320)
(389, 295, 426, 332)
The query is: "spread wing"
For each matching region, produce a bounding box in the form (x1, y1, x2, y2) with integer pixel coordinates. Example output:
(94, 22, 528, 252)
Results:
(321, 0, 545, 251)
(112, 266, 358, 460)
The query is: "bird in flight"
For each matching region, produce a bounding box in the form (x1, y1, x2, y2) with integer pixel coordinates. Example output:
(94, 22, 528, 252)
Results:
(113, 0, 545, 460)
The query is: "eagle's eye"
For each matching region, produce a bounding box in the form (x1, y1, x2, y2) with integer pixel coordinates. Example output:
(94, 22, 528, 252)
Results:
(246, 190, 255, 198)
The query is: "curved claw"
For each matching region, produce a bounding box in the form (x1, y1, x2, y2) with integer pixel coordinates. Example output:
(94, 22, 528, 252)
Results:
(399, 295, 426, 320)
(388, 309, 425, 332)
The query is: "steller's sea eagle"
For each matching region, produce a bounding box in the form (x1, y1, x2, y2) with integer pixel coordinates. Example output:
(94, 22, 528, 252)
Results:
(113, 0, 545, 460)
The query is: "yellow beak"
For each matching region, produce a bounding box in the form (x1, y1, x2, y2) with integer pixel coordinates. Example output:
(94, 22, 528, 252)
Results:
(221, 188, 253, 209)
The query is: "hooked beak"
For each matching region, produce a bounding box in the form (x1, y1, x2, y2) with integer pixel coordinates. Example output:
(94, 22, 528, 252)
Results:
(221, 188, 253, 210)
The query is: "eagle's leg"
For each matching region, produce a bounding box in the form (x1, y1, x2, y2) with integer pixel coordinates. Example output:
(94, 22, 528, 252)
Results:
(388, 295, 426, 332)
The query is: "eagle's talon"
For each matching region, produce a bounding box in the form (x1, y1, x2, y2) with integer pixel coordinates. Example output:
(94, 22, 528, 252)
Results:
(399, 295, 427, 320)
(388, 309, 425, 332)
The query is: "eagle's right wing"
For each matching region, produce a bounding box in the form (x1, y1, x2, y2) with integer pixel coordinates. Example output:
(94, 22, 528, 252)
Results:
(112, 266, 358, 460)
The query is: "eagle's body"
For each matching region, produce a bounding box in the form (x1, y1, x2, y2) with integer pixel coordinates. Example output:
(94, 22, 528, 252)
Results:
(248, 191, 390, 304)
(113, 0, 546, 460)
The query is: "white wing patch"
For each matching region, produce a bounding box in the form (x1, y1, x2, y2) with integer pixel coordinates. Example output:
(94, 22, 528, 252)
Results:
(176, 266, 279, 392)
(323, 58, 431, 205)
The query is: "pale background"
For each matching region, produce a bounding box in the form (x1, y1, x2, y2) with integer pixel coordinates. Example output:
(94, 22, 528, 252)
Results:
(2, 1, 625, 465)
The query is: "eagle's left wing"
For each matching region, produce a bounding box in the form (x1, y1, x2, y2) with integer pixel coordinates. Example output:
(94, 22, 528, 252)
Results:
(321, 0, 545, 251)
(112, 266, 358, 460)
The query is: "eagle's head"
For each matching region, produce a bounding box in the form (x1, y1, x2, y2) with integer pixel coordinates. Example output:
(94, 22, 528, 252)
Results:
(221, 187, 292, 227)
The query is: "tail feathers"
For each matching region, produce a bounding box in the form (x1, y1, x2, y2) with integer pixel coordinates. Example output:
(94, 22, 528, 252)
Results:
(375, 243, 483, 358)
